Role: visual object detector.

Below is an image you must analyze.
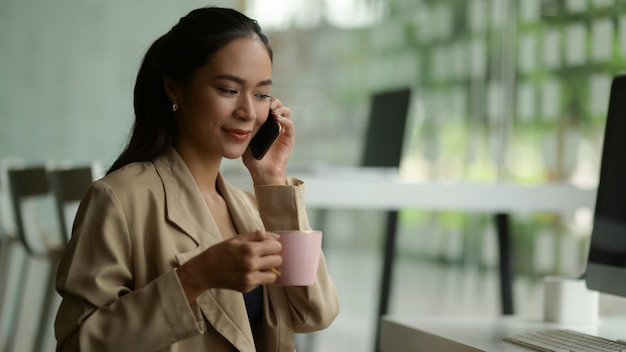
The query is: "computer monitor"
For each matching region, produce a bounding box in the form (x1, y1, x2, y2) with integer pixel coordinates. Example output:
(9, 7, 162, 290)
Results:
(361, 87, 413, 168)
(586, 73, 626, 297)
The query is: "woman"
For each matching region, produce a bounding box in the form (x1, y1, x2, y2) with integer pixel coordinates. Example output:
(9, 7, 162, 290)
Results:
(54, 7, 339, 352)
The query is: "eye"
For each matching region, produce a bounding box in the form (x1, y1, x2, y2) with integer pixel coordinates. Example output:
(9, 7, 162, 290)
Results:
(255, 93, 271, 100)
(219, 88, 238, 96)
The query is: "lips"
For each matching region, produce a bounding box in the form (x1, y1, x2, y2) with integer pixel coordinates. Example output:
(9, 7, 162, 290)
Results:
(224, 128, 251, 142)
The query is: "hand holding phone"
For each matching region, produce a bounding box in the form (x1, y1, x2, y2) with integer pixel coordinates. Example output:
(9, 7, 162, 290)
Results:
(249, 112, 282, 160)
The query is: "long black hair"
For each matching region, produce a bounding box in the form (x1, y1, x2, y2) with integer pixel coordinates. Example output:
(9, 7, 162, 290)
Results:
(107, 7, 273, 174)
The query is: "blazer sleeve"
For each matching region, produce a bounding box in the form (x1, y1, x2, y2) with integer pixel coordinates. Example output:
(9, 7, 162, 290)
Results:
(254, 177, 340, 332)
(54, 181, 203, 352)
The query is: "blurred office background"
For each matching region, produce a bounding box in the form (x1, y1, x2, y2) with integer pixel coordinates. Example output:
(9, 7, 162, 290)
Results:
(2, 0, 626, 351)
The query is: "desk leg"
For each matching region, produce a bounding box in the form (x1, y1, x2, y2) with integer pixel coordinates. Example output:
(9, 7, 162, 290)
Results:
(374, 210, 399, 352)
(495, 213, 514, 315)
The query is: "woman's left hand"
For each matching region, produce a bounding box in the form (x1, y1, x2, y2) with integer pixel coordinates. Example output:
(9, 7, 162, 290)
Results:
(243, 98, 294, 185)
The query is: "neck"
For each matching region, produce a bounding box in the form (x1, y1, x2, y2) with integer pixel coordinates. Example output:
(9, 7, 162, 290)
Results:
(174, 145, 222, 195)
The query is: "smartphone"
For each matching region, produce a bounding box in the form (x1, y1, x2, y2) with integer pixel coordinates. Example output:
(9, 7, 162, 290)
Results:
(249, 112, 282, 160)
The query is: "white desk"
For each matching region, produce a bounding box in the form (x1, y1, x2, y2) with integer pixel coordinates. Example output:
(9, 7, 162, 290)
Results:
(224, 169, 597, 212)
(379, 315, 626, 352)
(294, 178, 595, 212)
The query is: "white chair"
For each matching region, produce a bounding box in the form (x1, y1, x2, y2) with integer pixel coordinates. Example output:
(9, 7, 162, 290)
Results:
(2, 164, 95, 352)
(47, 165, 94, 243)
(0, 158, 26, 352)
(0, 198, 26, 352)
(7, 166, 63, 352)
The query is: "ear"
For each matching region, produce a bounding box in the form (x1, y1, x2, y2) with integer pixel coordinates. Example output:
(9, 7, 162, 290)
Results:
(163, 77, 181, 104)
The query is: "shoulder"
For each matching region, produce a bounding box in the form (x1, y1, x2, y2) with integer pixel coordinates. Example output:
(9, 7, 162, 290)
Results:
(100, 161, 160, 189)
(88, 161, 163, 205)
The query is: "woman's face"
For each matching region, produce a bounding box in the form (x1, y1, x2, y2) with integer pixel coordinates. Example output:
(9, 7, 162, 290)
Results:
(172, 35, 273, 160)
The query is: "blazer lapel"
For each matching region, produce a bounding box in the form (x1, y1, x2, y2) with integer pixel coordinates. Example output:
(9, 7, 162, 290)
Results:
(216, 173, 265, 234)
(157, 150, 259, 351)
(153, 148, 222, 245)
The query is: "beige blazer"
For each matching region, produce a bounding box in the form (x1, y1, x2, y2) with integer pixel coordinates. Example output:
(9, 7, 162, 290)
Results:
(54, 148, 339, 352)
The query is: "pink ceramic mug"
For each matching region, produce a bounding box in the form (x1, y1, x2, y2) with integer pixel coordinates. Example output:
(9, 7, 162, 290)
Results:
(272, 230, 322, 286)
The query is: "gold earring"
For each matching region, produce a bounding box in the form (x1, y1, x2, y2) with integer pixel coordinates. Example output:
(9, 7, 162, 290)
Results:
(172, 103, 178, 112)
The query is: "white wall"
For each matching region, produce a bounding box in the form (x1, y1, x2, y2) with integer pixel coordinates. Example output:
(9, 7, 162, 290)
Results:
(0, 0, 236, 167)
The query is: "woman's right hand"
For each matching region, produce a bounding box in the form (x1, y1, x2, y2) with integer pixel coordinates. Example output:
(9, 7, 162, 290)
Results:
(176, 230, 283, 303)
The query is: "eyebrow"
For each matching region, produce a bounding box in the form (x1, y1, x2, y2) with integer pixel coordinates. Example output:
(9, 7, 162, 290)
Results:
(213, 73, 272, 87)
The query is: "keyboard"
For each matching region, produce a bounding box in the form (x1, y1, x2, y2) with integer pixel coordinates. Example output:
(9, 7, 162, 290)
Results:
(503, 329, 626, 352)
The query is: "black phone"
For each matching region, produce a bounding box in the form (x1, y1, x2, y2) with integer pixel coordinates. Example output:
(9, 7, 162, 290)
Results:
(249, 112, 282, 160)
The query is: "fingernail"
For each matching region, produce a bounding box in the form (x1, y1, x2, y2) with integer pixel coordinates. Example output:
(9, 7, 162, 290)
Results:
(270, 101, 277, 109)
(268, 232, 280, 239)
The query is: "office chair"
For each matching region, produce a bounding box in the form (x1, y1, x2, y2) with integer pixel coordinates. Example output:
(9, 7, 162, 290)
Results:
(7, 166, 63, 352)
(48, 166, 94, 243)
(0, 158, 27, 352)
(0, 179, 16, 351)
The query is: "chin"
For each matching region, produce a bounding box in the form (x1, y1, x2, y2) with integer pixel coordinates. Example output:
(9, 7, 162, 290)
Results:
(222, 149, 246, 160)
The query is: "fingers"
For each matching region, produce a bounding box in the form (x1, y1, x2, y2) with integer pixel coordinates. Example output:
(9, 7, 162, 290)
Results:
(235, 231, 283, 290)
(270, 98, 291, 119)
(238, 230, 280, 246)
(276, 114, 294, 138)
(235, 231, 282, 267)
(269, 98, 294, 138)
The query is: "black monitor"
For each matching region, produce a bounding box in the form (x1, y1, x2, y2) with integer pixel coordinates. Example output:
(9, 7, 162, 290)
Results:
(360, 87, 413, 168)
(586, 74, 626, 297)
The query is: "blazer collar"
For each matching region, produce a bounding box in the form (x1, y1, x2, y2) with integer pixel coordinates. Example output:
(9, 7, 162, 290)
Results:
(216, 172, 264, 234)
(152, 147, 218, 246)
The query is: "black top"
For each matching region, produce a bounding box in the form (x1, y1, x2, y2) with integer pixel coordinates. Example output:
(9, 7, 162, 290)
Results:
(243, 286, 263, 325)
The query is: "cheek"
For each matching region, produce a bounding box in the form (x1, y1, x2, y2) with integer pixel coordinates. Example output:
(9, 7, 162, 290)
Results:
(177, 99, 215, 128)
(258, 109, 270, 123)
(257, 103, 272, 124)
(182, 97, 225, 126)
(185, 92, 215, 114)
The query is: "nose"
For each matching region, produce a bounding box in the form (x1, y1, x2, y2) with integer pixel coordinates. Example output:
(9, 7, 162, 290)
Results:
(233, 95, 256, 121)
